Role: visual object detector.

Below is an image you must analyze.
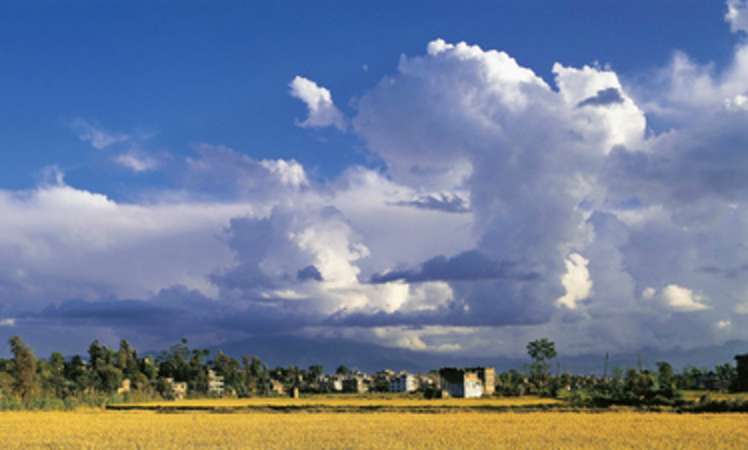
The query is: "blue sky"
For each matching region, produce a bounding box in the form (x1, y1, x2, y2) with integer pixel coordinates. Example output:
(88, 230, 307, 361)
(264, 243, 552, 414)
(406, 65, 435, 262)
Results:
(0, 1, 738, 195)
(2, 1, 748, 367)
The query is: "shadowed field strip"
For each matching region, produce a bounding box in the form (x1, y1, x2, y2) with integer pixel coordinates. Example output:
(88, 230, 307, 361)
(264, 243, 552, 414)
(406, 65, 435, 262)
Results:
(107, 396, 563, 413)
(1, 411, 747, 449)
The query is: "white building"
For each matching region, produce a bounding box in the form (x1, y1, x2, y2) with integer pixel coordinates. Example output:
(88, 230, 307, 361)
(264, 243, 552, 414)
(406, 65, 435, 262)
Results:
(439, 368, 484, 398)
(207, 369, 225, 396)
(389, 373, 418, 393)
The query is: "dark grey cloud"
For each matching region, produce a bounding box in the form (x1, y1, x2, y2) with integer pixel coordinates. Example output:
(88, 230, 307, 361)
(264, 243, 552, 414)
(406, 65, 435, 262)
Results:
(577, 87, 625, 108)
(26, 287, 221, 330)
(325, 304, 549, 328)
(370, 250, 539, 284)
(699, 263, 748, 279)
(210, 217, 276, 292)
(393, 192, 470, 213)
(297, 265, 323, 282)
(10, 285, 324, 354)
(37, 299, 176, 326)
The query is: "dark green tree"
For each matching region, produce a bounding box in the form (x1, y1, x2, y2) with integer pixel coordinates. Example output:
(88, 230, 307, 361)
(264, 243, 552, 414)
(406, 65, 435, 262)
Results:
(715, 363, 737, 390)
(242, 355, 268, 395)
(526, 338, 557, 383)
(46, 352, 68, 398)
(213, 352, 241, 395)
(88, 340, 107, 371)
(158, 338, 191, 382)
(188, 348, 210, 393)
(308, 365, 324, 380)
(9, 336, 38, 401)
(657, 361, 676, 398)
(140, 356, 159, 382)
(97, 364, 124, 393)
(117, 339, 141, 379)
(64, 355, 88, 393)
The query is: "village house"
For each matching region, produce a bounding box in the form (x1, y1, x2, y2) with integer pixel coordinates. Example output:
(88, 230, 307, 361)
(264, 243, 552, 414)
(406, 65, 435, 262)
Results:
(207, 369, 225, 397)
(472, 367, 496, 395)
(438, 367, 495, 398)
(389, 373, 418, 393)
(417, 372, 439, 390)
(372, 369, 396, 391)
(321, 376, 343, 393)
(439, 368, 483, 398)
(164, 377, 188, 400)
(116, 378, 131, 395)
(343, 376, 369, 394)
(270, 379, 286, 395)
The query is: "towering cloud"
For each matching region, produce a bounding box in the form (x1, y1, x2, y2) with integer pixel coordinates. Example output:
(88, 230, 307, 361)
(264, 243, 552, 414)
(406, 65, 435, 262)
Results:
(3, 3, 748, 361)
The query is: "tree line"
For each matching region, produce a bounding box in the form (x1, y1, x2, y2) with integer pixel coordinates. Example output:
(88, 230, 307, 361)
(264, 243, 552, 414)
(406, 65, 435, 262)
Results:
(512, 338, 741, 407)
(0, 336, 301, 409)
(0, 335, 742, 410)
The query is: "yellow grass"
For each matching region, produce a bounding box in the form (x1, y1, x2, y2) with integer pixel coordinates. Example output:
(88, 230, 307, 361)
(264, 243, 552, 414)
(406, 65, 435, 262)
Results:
(1, 411, 747, 449)
(119, 395, 561, 409)
(683, 390, 748, 402)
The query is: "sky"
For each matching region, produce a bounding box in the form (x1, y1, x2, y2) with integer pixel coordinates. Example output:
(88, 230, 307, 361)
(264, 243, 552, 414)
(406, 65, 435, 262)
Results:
(2, 0, 748, 367)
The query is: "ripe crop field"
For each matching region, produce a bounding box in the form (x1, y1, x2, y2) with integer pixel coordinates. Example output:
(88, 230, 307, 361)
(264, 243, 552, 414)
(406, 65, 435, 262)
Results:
(1, 411, 747, 449)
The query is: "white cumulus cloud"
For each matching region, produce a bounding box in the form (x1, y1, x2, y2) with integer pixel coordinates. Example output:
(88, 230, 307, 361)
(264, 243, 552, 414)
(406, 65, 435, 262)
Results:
(289, 76, 346, 130)
(556, 253, 593, 310)
(661, 284, 710, 312)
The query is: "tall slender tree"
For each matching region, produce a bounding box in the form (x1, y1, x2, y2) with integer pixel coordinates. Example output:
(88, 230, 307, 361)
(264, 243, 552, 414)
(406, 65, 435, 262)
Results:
(9, 336, 38, 401)
(527, 338, 557, 383)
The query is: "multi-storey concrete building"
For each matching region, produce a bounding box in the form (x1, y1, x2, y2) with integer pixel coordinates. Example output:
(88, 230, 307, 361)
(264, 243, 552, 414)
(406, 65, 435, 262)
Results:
(343, 376, 369, 394)
(439, 368, 484, 398)
(207, 369, 225, 396)
(472, 367, 496, 395)
(389, 373, 418, 393)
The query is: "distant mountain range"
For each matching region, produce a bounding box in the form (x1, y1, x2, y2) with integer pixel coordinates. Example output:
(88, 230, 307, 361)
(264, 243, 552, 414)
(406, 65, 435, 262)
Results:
(208, 335, 748, 374)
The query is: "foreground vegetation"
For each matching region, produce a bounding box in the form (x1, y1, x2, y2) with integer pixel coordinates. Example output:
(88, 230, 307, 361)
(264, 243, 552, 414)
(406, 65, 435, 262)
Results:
(1, 335, 745, 413)
(1, 335, 746, 449)
(1, 411, 747, 449)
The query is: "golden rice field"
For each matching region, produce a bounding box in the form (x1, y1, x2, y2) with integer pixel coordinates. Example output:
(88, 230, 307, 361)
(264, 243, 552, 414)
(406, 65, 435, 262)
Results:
(1, 410, 747, 449)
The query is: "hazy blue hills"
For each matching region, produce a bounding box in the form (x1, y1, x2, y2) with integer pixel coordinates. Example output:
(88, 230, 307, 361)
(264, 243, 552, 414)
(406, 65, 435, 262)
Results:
(209, 335, 748, 374)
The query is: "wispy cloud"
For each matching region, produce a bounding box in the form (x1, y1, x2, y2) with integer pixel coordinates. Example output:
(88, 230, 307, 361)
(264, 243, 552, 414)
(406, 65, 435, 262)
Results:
(70, 118, 130, 150)
(115, 150, 159, 173)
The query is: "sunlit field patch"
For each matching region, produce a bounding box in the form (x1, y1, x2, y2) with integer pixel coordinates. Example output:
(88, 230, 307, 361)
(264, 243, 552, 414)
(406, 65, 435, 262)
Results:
(683, 390, 748, 402)
(1, 411, 747, 449)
